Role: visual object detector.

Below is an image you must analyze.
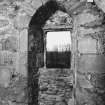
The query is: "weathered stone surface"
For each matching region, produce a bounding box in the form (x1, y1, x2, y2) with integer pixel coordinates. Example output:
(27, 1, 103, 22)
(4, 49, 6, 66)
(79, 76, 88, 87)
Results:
(28, 1, 105, 105)
(41, 0, 49, 5)
(0, 19, 9, 28)
(79, 27, 104, 37)
(0, 51, 17, 66)
(94, 0, 105, 13)
(30, 0, 42, 9)
(78, 12, 97, 25)
(75, 2, 105, 105)
(0, 0, 104, 105)
(78, 54, 105, 73)
(0, 6, 8, 16)
(36, 53, 44, 67)
(0, 16, 12, 33)
(2, 36, 18, 52)
(76, 70, 105, 105)
(14, 12, 31, 29)
(0, 73, 27, 104)
(18, 52, 27, 77)
(0, 0, 33, 105)
(19, 29, 28, 52)
(45, 11, 72, 26)
(0, 68, 11, 87)
(39, 68, 73, 105)
(77, 72, 93, 89)
(63, 0, 87, 14)
(78, 37, 97, 53)
(18, 2, 35, 16)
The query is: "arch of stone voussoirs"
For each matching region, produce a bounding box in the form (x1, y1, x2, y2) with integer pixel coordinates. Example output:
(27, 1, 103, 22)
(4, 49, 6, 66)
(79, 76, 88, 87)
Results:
(29, 0, 105, 28)
(29, 0, 67, 28)
(29, 0, 86, 28)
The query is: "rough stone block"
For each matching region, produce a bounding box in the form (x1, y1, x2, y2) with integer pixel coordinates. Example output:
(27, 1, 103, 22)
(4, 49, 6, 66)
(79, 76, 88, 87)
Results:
(79, 27, 103, 37)
(39, 68, 73, 105)
(78, 37, 97, 53)
(0, 51, 17, 66)
(36, 53, 44, 67)
(0, 6, 8, 16)
(0, 19, 9, 28)
(0, 68, 11, 87)
(30, 0, 42, 9)
(18, 52, 27, 77)
(2, 36, 18, 52)
(14, 12, 31, 29)
(78, 13, 97, 25)
(45, 11, 72, 26)
(76, 72, 105, 105)
(0, 16, 12, 32)
(18, 2, 35, 16)
(20, 29, 28, 52)
(94, 0, 105, 13)
(77, 72, 93, 88)
(78, 54, 105, 73)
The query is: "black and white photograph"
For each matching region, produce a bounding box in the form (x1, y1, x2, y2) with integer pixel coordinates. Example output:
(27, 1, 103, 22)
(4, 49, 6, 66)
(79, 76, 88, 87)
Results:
(0, 0, 105, 105)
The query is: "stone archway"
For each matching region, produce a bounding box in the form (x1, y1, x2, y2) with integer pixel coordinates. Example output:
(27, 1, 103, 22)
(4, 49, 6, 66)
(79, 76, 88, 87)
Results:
(28, 1, 73, 105)
(0, 0, 105, 105)
(28, 0, 105, 105)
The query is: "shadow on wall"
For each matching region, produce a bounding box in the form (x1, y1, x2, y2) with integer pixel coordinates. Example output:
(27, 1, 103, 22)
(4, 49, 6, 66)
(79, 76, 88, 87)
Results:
(28, 0, 67, 105)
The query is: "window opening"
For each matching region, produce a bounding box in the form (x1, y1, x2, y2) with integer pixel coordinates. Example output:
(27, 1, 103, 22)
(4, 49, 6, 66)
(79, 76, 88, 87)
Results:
(46, 31, 71, 68)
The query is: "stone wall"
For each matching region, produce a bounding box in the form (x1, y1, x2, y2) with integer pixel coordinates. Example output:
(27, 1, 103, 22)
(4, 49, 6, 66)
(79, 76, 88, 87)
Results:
(76, 3, 105, 105)
(0, 0, 105, 105)
(0, 0, 36, 105)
